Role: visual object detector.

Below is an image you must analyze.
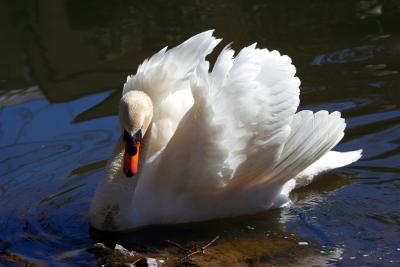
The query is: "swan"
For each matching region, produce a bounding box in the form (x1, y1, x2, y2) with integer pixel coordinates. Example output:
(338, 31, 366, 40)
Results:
(90, 30, 362, 231)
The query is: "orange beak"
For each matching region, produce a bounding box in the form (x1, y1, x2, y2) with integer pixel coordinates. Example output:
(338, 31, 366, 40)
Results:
(123, 142, 141, 177)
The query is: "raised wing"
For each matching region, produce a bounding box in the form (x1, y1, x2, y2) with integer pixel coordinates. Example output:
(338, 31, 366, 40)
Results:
(270, 110, 361, 186)
(203, 45, 301, 190)
(123, 31, 221, 156)
(271, 110, 346, 183)
(154, 43, 301, 194)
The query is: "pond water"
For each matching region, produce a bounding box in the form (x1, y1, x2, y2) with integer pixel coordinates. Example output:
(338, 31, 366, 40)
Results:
(1, 1, 399, 266)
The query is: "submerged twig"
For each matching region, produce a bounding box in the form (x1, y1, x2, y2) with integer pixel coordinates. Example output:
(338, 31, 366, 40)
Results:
(202, 236, 220, 251)
(165, 239, 192, 253)
(165, 236, 220, 263)
(184, 236, 219, 259)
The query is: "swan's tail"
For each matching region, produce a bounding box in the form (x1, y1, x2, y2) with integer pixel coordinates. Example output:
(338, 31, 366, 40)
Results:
(260, 110, 362, 187)
(294, 149, 362, 188)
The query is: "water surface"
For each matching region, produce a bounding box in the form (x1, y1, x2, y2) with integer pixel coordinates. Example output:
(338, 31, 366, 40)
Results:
(1, 1, 400, 266)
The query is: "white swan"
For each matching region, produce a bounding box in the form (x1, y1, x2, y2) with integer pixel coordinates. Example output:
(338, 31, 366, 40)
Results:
(90, 31, 362, 231)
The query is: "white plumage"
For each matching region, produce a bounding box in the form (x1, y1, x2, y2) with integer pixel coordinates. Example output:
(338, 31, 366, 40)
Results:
(90, 30, 362, 231)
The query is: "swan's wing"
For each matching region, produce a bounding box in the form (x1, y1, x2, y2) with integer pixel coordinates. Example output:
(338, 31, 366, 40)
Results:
(213, 46, 301, 190)
(266, 111, 362, 193)
(268, 110, 354, 184)
(153, 44, 301, 193)
(123, 31, 221, 155)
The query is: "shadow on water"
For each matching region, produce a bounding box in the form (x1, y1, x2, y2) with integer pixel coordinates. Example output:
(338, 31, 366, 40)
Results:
(1, 0, 400, 266)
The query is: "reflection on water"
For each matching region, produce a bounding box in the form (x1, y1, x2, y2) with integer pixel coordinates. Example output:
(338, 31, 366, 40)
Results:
(1, 0, 400, 266)
(0, 91, 117, 265)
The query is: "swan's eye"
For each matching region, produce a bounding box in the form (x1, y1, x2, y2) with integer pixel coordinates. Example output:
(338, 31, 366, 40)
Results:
(123, 129, 142, 156)
(123, 129, 142, 142)
(134, 129, 142, 141)
(123, 130, 131, 141)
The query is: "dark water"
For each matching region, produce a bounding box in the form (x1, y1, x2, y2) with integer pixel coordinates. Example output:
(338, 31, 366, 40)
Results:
(1, 1, 400, 266)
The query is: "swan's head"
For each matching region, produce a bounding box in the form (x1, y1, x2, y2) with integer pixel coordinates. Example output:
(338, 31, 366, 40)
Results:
(119, 90, 153, 177)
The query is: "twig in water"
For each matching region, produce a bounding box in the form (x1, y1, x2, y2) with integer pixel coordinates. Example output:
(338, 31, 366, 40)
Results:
(166, 236, 220, 264)
(185, 235, 220, 259)
(165, 239, 192, 253)
(202, 236, 220, 251)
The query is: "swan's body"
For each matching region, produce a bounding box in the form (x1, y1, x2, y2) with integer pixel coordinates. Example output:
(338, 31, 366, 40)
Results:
(90, 31, 362, 231)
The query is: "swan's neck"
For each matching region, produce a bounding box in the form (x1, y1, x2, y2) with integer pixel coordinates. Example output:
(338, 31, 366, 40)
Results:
(90, 126, 152, 230)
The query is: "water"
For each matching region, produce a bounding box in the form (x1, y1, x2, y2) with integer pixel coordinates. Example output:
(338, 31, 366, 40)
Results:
(1, 1, 399, 266)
